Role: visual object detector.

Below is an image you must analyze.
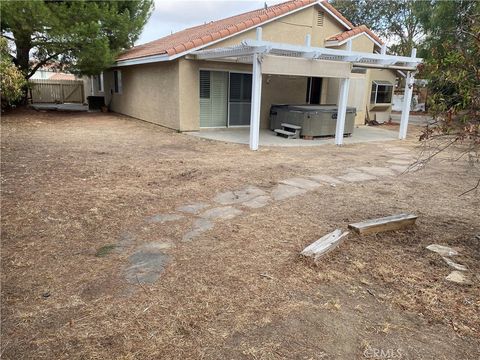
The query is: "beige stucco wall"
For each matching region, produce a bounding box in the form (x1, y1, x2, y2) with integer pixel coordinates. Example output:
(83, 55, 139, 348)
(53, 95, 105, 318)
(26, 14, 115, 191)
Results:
(107, 61, 180, 130)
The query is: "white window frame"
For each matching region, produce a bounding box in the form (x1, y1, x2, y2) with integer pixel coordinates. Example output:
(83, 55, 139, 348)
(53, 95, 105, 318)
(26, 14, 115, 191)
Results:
(370, 80, 393, 105)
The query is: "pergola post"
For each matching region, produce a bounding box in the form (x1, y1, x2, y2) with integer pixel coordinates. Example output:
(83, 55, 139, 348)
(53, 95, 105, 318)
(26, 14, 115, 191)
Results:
(399, 71, 414, 139)
(399, 48, 417, 140)
(249, 28, 263, 150)
(335, 78, 350, 146)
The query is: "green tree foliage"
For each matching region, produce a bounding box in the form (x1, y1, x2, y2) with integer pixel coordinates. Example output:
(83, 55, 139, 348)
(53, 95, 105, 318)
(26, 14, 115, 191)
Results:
(420, 0, 479, 149)
(0, 38, 27, 107)
(0, 0, 153, 78)
(330, 0, 428, 56)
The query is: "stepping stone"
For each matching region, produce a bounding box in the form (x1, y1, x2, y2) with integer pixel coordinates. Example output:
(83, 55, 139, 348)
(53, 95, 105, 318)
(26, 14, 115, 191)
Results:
(356, 166, 396, 177)
(145, 213, 184, 224)
(271, 184, 307, 201)
(177, 202, 209, 214)
(442, 257, 468, 271)
(338, 171, 376, 182)
(445, 271, 472, 285)
(387, 159, 411, 165)
(426, 244, 459, 257)
(242, 195, 271, 209)
(280, 177, 322, 190)
(309, 174, 343, 185)
(124, 245, 169, 284)
(309, 174, 342, 185)
(214, 186, 266, 205)
(182, 218, 214, 241)
(199, 206, 242, 221)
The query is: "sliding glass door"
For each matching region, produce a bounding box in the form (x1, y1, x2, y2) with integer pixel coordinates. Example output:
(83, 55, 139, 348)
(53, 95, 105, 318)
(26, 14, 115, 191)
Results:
(199, 70, 252, 128)
(228, 72, 252, 126)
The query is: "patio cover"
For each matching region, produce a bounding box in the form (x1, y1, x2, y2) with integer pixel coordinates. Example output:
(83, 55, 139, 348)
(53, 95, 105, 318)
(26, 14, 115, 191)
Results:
(192, 28, 422, 150)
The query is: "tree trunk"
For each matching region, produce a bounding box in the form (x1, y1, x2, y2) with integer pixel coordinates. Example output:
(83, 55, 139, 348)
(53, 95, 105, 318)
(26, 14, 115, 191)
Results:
(14, 37, 31, 77)
(13, 34, 32, 104)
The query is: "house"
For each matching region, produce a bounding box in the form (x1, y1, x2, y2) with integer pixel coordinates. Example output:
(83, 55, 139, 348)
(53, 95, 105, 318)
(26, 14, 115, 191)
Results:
(29, 62, 77, 80)
(93, 0, 421, 149)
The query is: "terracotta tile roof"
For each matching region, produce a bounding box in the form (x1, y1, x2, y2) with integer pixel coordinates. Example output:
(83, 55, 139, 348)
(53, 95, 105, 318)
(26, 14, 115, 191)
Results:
(118, 0, 320, 61)
(117, 0, 369, 63)
(49, 73, 76, 80)
(326, 25, 383, 45)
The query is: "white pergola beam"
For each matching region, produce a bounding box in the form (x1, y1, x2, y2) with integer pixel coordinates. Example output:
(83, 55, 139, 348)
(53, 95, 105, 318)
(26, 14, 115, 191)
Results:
(242, 39, 422, 66)
(335, 78, 350, 146)
(192, 39, 422, 71)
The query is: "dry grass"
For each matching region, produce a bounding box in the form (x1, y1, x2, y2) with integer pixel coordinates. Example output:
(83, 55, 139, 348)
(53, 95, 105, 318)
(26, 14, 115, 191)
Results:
(1, 109, 479, 359)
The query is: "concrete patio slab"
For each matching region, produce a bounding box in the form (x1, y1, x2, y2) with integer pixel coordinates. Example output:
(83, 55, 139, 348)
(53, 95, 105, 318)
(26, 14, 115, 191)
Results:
(30, 103, 89, 112)
(186, 126, 399, 147)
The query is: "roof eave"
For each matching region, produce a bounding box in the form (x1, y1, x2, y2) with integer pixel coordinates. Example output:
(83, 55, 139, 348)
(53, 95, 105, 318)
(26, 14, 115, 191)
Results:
(115, 53, 170, 67)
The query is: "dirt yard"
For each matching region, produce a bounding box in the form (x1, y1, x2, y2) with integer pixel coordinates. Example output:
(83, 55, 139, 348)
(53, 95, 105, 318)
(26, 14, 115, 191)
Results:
(1, 109, 479, 359)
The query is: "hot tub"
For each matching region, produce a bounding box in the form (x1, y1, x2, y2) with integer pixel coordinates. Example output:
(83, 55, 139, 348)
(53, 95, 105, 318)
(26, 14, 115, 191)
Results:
(269, 104, 356, 137)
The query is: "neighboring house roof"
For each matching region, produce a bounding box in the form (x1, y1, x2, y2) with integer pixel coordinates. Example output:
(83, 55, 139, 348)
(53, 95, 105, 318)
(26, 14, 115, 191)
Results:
(50, 73, 76, 80)
(325, 25, 383, 46)
(116, 0, 381, 65)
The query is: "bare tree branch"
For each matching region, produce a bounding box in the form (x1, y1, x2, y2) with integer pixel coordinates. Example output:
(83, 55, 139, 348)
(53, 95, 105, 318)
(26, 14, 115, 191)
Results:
(459, 177, 480, 196)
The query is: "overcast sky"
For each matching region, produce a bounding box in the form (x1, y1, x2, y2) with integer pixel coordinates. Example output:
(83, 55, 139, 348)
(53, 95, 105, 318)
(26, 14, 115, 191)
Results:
(137, 0, 286, 45)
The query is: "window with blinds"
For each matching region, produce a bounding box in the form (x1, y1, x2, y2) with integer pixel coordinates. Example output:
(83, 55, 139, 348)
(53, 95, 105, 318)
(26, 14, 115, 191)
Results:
(200, 70, 210, 99)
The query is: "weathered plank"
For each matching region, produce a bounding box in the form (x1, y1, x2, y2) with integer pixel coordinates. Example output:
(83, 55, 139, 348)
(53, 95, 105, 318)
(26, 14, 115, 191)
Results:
(348, 213, 417, 235)
(301, 229, 349, 261)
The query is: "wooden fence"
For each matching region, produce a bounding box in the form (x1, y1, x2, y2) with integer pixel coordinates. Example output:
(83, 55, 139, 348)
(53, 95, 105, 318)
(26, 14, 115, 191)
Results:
(29, 79, 85, 104)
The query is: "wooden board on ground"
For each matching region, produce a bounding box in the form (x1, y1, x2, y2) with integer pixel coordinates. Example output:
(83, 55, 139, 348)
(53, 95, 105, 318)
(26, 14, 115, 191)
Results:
(301, 229, 349, 261)
(348, 213, 417, 235)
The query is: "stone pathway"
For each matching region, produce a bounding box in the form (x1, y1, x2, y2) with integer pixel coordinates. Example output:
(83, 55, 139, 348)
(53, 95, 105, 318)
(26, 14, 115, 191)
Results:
(117, 144, 423, 285)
